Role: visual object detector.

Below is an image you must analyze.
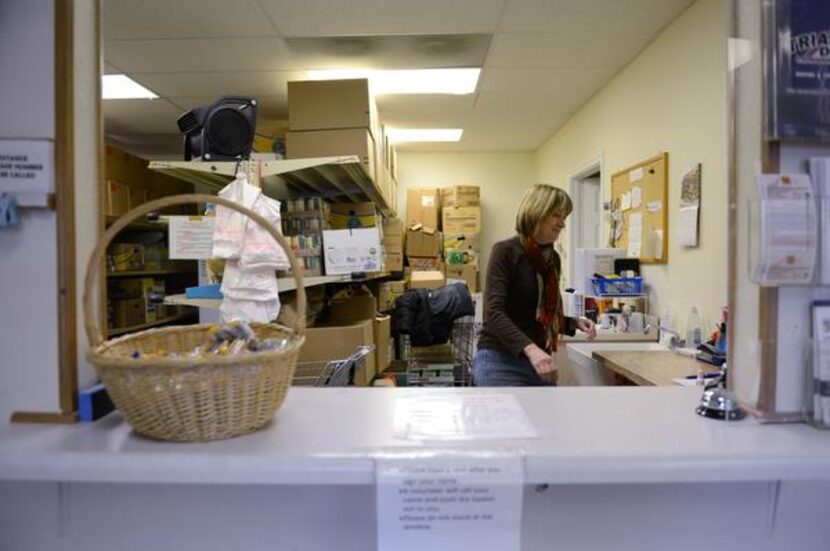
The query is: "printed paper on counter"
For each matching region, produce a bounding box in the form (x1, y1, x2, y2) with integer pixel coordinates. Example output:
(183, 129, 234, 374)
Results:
(169, 216, 216, 259)
(377, 454, 524, 551)
(394, 393, 538, 441)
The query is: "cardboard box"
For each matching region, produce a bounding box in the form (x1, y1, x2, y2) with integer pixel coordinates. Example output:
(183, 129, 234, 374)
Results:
(298, 319, 376, 386)
(378, 280, 406, 311)
(441, 185, 480, 207)
(383, 217, 404, 237)
(329, 202, 379, 229)
(105, 180, 130, 217)
(446, 264, 478, 292)
(374, 315, 392, 374)
(383, 234, 403, 253)
(286, 128, 376, 181)
(405, 228, 442, 258)
(109, 277, 155, 300)
(112, 298, 146, 328)
(329, 291, 377, 325)
(287, 79, 379, 137)
(323, 227, 383, 275)
(406, 188, 441, 229)
(408, 257, 443, 271)
(104, 146, 127, 183)
(107, 243, 144, 272)
(443, 232, 481, 254)
(384, 252, 403, 272)
(442, 206, 481, 234)
(410, 270, 445, 290)
(128, 186, 148, 210)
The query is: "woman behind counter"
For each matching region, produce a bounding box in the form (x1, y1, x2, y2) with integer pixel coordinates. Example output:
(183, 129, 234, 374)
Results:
(474, 184, 596, 386)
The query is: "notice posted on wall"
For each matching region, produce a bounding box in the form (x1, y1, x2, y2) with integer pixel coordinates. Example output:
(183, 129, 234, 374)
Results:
(169, 216, 215, 259)
(376, 454, 524, 551)
(0, 139, 53, 206)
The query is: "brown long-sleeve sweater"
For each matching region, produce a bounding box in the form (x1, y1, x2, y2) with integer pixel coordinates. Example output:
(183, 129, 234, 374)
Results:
(477, 236, 576, 357)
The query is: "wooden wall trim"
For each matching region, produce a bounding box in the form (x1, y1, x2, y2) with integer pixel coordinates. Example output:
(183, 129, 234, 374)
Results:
(726, 0, 737, 392)
(55, 0, 78, 416)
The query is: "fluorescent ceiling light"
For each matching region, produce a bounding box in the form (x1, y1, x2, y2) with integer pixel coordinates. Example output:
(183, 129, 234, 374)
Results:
(305, 68, 480, 95)
(386, 128, 463, 143)
(102, 74, 158, 99)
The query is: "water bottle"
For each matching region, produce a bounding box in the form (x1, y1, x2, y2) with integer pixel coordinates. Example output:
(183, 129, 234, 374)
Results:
(686, 306, 702, 348)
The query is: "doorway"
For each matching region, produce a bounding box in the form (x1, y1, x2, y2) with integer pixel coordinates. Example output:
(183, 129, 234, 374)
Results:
(567, 156, 604, 288)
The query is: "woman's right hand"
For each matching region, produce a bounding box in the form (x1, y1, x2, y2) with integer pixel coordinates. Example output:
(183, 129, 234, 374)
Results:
(524, 343, 558, 384)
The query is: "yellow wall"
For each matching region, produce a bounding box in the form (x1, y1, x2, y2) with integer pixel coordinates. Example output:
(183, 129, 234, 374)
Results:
(396, 152, 535, 274)
(534, 0, 727, 329)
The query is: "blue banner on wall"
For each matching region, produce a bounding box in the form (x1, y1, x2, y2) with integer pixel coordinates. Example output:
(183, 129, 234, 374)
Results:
(768, 0, 830, 140)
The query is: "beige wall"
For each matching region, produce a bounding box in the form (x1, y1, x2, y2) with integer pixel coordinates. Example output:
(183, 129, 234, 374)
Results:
(396, 152, 535, 274)
(534, 0, 728, 330)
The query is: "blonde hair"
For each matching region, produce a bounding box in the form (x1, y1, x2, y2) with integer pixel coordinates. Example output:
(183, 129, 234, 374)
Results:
(515, 184, 573, 237)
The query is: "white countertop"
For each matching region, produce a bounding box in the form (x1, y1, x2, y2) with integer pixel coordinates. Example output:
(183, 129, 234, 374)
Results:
(1, 387, 829, 486)
(562, 329, 658, 342)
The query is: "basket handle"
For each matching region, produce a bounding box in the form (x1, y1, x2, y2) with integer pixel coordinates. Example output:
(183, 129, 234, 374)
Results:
(83, 193, 307, 348)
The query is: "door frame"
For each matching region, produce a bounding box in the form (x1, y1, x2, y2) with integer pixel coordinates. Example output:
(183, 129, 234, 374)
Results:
(567, 154, 604, 288)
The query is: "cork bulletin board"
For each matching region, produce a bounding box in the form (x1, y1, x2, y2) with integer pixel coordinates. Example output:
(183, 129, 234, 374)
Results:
(609, 152, 668, 264)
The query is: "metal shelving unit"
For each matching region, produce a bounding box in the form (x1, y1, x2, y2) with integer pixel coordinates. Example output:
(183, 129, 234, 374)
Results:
(148, 155, 395, 217)
(164, 272, 391, 309)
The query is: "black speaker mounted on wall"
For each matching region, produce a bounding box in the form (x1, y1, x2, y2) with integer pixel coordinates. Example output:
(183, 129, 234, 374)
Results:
(177, 96, 258, 161)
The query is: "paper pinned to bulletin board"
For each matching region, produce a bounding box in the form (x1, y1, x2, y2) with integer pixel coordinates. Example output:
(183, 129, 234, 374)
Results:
(677, 164, 701, 248)
(610, 153, 669, 264)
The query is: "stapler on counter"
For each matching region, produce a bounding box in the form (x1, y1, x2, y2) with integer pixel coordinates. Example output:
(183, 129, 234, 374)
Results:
(696, 343, 726, 367)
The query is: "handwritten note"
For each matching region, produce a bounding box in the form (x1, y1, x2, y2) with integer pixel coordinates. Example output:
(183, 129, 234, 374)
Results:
(377, 454, 524, 551)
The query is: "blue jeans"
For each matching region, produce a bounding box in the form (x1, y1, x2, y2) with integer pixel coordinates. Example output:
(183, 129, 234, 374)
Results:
(473, 347, 551, 387)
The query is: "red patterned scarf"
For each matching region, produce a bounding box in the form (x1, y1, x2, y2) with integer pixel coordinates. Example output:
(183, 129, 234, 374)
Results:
(520, 236, 564, 351)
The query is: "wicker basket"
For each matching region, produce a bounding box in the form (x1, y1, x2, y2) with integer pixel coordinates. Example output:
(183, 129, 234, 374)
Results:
(83, 193, 307, 442)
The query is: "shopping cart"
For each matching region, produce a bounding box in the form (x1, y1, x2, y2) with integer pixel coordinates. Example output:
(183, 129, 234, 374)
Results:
(292, 345, 375, 387)
(400, 316, 478, 387)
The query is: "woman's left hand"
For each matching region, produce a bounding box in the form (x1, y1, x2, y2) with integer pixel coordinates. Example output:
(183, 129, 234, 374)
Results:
(576, 317, 597, 340)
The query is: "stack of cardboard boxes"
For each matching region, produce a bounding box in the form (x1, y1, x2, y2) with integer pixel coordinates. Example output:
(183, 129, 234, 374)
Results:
(285, 78, 397, 210)
(441, 185, 481, 293)
(402, 185, 481, 292)
(405, 187, 445, 289)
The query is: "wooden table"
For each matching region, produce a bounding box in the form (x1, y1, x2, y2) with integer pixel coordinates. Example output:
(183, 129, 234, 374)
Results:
(593, 350, 720, 386)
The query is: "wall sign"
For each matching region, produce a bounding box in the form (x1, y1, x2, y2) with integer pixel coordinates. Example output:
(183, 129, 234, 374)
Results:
(0, 139, 53, 206)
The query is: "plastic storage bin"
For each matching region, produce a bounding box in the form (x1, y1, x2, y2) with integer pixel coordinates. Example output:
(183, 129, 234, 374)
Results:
(591, 277, 644, 296)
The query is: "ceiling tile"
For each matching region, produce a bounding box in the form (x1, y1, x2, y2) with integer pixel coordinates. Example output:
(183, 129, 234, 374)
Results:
(167, 95, 289, 118)
(285, 34, 491, 70)
(487, 32, 652, 70)
(478, 67, 611, 103)
(104, 38, 298, 73)
(103, 0, 277, 39)
(104, 116, 181, 135)
(259, 0, 505, 36)
(377, 95, 476, 127)
(498, 0, 695, 33)
(134, 71, 303, 99)
(102, 98, 182, 118)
